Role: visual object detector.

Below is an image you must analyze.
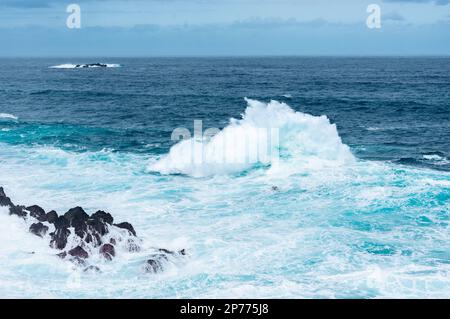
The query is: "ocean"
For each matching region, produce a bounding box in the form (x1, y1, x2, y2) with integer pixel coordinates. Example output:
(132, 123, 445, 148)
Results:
(0, 57, 449, 298)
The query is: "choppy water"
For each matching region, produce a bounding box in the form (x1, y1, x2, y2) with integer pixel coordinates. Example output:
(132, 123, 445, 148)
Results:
(0, 57, 449, 298)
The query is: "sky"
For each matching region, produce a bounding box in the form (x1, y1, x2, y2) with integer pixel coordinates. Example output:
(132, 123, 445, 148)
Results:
(0, 0, 449, 56)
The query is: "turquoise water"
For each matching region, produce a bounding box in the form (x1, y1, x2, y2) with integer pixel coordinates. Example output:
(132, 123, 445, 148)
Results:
(0, 58, 449, 298)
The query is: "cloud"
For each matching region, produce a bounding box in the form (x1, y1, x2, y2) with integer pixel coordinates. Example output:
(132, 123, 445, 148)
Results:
(1, 18, 449, 57)
(0, 0, 53, 8)
(384, 12, 406, 21)
(384, 0, 450, 5)
(0, 0, 197, 8)
(0, 0, 126, 8)
(230, 17, 332, 29)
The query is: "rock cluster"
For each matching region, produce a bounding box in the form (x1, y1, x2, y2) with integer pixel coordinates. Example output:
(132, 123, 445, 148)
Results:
(75, 63, 107, 68)
(0, 187, 186, 273)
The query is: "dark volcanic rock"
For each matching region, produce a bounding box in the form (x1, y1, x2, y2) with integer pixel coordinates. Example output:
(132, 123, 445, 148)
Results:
(91, 210, 113, 225)
(46, 210, 58, 224)
(64, 207, 90, 240)
(54, 215, 69, 229)
(50, 216, 71, 249)
(50, 228, 71, 249)
(64, 207, 89, 225)
(0, 187, 14, 207)
(1, 186, 186, 274)
(86, 211, 113, 239)
(72, 217, 89, 239)
(0, 197, 14, 207)
(9, 205, 27, 218)
(29, 222, 49, 237)
(144, 254, 169, 273)
(99, 243, 115, 260)
(68, 246, 89, 259)
(27, 205, 47, 222)
(114, 222, 136, 236)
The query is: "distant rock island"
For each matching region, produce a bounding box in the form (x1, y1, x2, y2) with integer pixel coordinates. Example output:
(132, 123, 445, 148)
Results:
(75, 63, 108, 68)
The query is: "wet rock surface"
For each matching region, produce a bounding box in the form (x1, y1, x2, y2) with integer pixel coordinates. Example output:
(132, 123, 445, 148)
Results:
(27, 205, 46, 222)
(114, 222, 136, 236)
(99, 243, 115, 260)
(69, 246, 89, 259)
(0, 186, 186, 273)
(29, 222, 49, 237)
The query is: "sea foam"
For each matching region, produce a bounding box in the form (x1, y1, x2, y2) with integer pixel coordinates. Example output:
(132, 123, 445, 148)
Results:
(0, 113, 18, 121)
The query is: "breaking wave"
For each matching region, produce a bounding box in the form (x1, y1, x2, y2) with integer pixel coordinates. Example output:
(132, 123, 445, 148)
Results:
(150, 99, 355, 177)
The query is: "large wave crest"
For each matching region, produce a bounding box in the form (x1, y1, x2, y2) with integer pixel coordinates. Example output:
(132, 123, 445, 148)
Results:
(150, 99, 355, 177)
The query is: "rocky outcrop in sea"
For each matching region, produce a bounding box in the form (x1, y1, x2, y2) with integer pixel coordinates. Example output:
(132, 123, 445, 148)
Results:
(0, 187, 186, 273)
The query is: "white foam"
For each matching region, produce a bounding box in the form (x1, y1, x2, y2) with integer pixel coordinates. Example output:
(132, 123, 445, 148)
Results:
(150, 98, 355, 177)
(423, 154, 449, 166)
(423, 154, 444, 161)
(49, 64, 121, 69)
(0, 140, 449, 298)
(0, 113, 18, 121)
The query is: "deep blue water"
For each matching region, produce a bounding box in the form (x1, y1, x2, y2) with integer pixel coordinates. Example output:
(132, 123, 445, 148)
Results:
(1, 57, 449, 170)
(0, 58, 449, 298)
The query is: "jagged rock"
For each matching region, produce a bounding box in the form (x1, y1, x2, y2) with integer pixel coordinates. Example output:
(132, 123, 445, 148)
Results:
(114, 222, 136, 236)
(99, 243, 115, 260)
(0, 197, 14, 207)
(9, 205, 27, 218)
(68, 246, 89, 259)
(75, 63, 107, 68)
(27, 205, 46, 222)
(55, 214, 69, 229)
(1, 187, 186, 274)
(29, 222, 49, 237)
(64, 207, 89, 225)
(0, 187, 14, 207)
(64, 207, 89, 240)
(91, 210, 113, 225)
(46, 210, 58, 224)
(50, 216, 71, 249)
(86, 211, 113, 239)
(145, 254, 169, 273)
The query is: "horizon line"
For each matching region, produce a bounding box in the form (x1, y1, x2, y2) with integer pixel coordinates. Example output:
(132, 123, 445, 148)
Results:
(1, 54, 450, 59)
